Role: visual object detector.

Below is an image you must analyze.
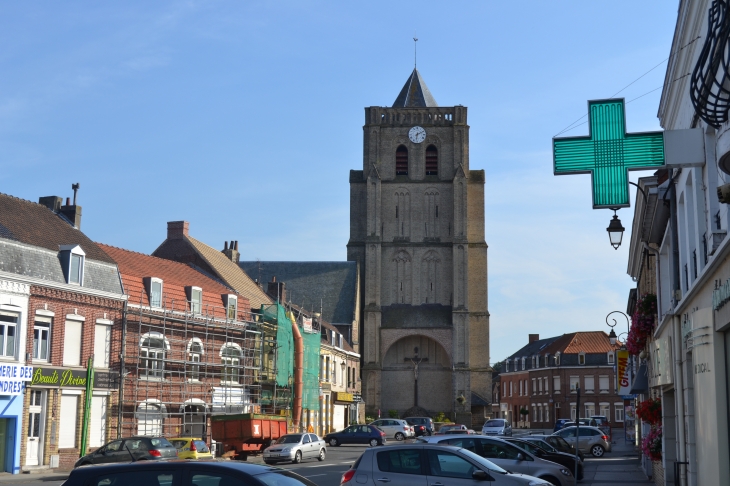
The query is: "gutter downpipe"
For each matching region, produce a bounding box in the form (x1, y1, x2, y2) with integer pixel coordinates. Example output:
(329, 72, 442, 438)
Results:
(291, 312, 304, 431)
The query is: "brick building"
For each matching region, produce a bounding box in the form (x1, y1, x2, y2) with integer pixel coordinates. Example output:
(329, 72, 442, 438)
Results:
(99, 244, 261, 444)
(499, 332, 624, 429)
(0, 192, 126, 472)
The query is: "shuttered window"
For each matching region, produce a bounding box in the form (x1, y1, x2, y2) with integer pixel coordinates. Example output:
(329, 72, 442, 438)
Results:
(94, 324, 111, 368)
(425, 145, 438, 175)
(59, 395, 79, 448)
(599, 376, 610, 393)
(90, 395, 108, 447)
(396, 146, 408, 175)
(63, 320, 82, 366)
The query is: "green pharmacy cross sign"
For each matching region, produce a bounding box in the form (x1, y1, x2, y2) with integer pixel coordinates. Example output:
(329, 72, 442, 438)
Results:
(553, 99, 665, 209)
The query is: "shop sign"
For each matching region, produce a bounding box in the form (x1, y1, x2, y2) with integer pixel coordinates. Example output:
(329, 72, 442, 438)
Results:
(616, 350, 632, 395)
(302, 317, 313, 334)
(352, 393, 364, 403)
(0, 364, 33, 395)
(713, 277, 730, 311)
(29, 366, 115, 389)
(334, 392, 354, 402)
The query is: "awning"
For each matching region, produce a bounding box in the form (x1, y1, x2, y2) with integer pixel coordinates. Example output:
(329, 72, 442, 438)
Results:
(629, 362, 649, 395)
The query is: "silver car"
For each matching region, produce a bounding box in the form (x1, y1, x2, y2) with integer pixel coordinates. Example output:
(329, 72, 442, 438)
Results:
(341, 443, 553, 486)
(370, 419, 415, 440)
(262, 433, 326, 464)
(482, 418, 513, 436)
(419, 434, 575, 486)
(552, 426, 611, 457)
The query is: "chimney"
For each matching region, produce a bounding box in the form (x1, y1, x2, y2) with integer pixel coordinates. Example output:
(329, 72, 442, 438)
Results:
(529, 334, 540, 343)
(167, 221, 189, 240)
(38, 196, 63, 212)
(222, 239, 240, 263)
(266, 276, 286, 303)
(60, 188, 82, 230)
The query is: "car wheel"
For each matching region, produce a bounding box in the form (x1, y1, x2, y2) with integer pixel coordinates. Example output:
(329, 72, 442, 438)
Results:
(329, 438, 339, 447)
(395, 432, 405, 441)
(540, 476, 560, 486)
(318, 449, 326, 461)
(591, 444, 605, 457)
(293, 451, 302, 464)
(369, 438, 379, 447)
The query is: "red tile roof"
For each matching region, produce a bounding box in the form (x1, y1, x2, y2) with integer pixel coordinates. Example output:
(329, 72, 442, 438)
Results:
(543, 331, 621, 355)
(98, 244, 251, 319)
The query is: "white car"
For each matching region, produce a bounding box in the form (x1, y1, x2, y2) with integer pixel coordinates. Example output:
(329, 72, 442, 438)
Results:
(369, 419, 415, 440)
(262, 433, 327, 464)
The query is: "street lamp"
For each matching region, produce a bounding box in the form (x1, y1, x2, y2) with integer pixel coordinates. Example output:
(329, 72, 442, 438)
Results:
(606, 311, 630, 339)
(607, 210, 625, 250)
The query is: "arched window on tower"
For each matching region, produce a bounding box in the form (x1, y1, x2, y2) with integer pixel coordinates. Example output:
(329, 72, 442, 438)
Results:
(425, 145, 438, 175)
(396, 145, 408, 175)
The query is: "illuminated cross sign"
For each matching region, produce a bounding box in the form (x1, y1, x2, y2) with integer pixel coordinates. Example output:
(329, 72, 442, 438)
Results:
(553, 99, 665, 209)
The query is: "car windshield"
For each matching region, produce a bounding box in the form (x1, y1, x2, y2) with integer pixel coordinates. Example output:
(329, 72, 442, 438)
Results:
(457, 448, 508, 474)
(276, 435, 303, 444)
(484, 420, 504, 427)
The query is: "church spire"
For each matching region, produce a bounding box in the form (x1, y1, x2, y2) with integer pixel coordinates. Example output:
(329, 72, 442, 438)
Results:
(392, 68, 438, 108)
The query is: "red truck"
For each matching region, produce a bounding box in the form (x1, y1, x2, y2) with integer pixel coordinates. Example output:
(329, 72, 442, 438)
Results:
(211, 413, 289, 460)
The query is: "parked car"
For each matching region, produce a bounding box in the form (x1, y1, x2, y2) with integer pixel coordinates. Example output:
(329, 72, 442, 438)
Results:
(553, 419, 572, 432)
(369, 418, 415, 440)
(404, 416, 435, 436)
(63, 458, 318, 486)
(505, 437, 584, 480)
(74, 437, 178, 468)
(524, 434, 585, 461)
(341, 443, 554, 486)
(590, 415, 612, 437)
(169, 438, 213, 460)
(483, 418, 513, 436)
(553, 426, 611, 457)
(418, 434, 575, 486)
(261, 433, 326, 464)
(437, 423, 469, 434)
(324, 424, 386, 447)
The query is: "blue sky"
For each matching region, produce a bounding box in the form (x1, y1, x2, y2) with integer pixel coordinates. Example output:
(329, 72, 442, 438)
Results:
(0, 1, 678, 363)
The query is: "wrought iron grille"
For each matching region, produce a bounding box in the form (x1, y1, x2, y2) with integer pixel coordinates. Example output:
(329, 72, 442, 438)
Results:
(690, 0, 730, 128)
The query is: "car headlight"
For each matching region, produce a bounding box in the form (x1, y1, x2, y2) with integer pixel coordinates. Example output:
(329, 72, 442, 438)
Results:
(281, 448, 290, 452)
(560, 468, 572, 476)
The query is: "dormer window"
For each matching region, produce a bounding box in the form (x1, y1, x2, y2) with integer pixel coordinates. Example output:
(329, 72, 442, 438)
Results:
(532, 356, 537, 368)
(225, 295, 237, 320)
(145, 277, 163, 308)
(521, 357, 525, 370)
(338, 334, 343, 348)
(505, 360, 509, 372)
(555, 352, 561, 366)
(60, 245, 85, 285)
(607, 351, 614, 365)
(544, 354, 550, 367)
(578, 351, 586, 365)
(186, 286, 202, 314)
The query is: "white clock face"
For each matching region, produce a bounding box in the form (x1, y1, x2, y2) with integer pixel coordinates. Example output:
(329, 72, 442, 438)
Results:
(408, 126, 426, 143)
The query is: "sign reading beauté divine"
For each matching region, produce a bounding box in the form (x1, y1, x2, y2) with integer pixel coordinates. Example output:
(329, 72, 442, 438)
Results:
(0, 364, 33, 395)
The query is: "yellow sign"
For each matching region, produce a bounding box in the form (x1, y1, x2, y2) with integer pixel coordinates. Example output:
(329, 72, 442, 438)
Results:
(334, 392, 353, 402)
(616, 349, 631, 395)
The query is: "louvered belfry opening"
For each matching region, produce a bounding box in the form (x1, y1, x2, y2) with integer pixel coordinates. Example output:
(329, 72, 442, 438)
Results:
(426, 145, 438, 175)
(396, 145, 409, 175)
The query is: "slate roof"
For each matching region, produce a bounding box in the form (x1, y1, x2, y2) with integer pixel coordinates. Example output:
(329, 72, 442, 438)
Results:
(100, 244, 251, 319)
(0, 193, 115, 264)
(320, 319, 355, 353)
(239, 261, 358, 325)
(505, 336, 561, 362)
(392, 68, 438, 108)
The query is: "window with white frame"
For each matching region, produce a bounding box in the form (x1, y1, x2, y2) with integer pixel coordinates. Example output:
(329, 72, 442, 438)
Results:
(63, 318, 83, 366)
(33, 316, 51, 361)
(188, 287, 202, 314)
(539, 405, 543, 422)
(599, 375, 610, 393)
(148, 278, 163, 308)
(615, 403, 624, 422)
(0, 312, 18, 358)
(514, 358, 518, 371)
(543, 377, 549, 393)
(509, 381, 513, 396)
(60, 245, 85, 285)
(93, 320, 111, 368)
(533, 405, 537, 422)
(570, 375, 579, 393)
(544, 403, 550, 423)
(570, 403, 576, 420)
(340, 362, 345, 386)
(578, 352, 586, 365)
(555, 352, 561, 366)
(188, 339, 203, 381)
(521, 357, 525, 370)
(599, 403, 610, 417)
(553, 375, 560, 393)
(225, 295, 237, 320)
(532, 356, 537, 368)
(585, 375, 595, 393)
(505, 360, 509, 372)
(221, 344, 242, 384)
(332, 360, 337, 384)
(519, 380, 523, 396)
(538, 377, 543, 393)
(140, 333, 167, 378)
(607, 352, 614, 365)
(585, 403, 595, 417)
(503, 382, 507, 397)
(544, 354, 550, 367)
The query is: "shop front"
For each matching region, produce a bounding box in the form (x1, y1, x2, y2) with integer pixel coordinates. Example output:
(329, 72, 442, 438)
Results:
(0, 364, 33, 474)
(23, 366, 116, 470)
(332, 392, 353, 430)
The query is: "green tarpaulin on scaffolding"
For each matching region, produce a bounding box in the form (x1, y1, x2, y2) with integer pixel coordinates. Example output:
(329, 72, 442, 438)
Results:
(260, 303, 320, 411)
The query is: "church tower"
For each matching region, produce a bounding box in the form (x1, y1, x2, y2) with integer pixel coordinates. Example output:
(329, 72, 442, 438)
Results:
(347, 69, 490, 423)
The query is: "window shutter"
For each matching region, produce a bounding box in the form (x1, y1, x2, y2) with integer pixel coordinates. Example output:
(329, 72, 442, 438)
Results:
(63, 320, 82, 366)
(94, 324, 110, 368)
(599, 376, 609, 392)
(59, 395, 79, 448)
(90, 395, 108, 447)
(585, 376, 595, 391)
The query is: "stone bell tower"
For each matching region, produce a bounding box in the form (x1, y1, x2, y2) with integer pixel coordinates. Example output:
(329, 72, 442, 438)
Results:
(347, 68, 490, 423)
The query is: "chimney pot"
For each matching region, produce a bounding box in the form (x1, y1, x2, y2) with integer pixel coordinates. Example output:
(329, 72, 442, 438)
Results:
(528, 334, 540, 343)
(234, 241, 239, 251)
(167, 221, 189, 239)
(224, 241, 228, 250)
(66, 197, 70, 205)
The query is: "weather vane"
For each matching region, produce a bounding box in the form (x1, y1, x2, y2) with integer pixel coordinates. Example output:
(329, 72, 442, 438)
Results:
(413, 35, 418, 68)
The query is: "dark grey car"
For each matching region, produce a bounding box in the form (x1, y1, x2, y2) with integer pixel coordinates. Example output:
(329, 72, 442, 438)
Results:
(74, 437, 178, 468)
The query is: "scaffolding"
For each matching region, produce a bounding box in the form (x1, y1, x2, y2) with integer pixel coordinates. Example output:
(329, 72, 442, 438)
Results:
(115, 298, 279, 441)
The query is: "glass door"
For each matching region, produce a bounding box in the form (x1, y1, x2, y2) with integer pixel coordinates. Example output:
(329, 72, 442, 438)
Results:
(26, 390, 44, 466)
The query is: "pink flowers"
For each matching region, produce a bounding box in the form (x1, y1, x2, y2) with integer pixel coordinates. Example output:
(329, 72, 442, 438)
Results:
(641, 426, 662, 461)
(627, 294, 657, 355)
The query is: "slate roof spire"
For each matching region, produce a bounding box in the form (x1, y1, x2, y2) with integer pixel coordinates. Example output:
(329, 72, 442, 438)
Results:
(392, 68, 438, 108)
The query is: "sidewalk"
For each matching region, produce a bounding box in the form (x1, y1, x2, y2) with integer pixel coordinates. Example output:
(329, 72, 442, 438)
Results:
(515, 427, 651, 485)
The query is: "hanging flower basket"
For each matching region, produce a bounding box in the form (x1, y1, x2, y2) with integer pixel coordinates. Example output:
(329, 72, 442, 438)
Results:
(641, 426, 662, 461)
(636, 397, 662, 425)
(627, 294, 657, 355)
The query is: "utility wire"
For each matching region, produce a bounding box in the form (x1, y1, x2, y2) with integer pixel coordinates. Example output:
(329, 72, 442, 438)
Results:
(553, 36, 702, 138)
